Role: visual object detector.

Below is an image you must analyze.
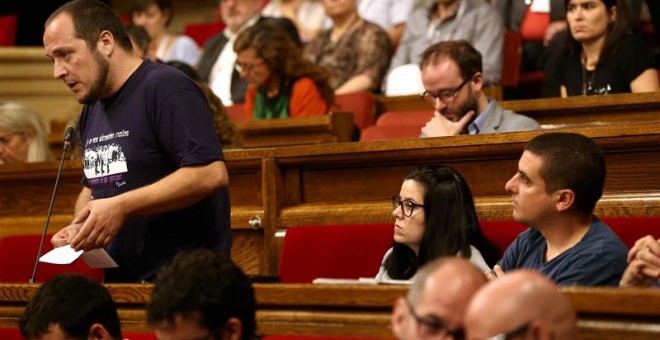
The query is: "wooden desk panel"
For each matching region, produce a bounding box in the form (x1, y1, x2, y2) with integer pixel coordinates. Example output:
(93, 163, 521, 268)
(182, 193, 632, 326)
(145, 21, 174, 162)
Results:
(376, 92, 660, 129)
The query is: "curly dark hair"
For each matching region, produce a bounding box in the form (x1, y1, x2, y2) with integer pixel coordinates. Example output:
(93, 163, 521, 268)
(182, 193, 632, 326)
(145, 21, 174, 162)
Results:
(234, 22, 334, 106)
(147, 249, 256, 340)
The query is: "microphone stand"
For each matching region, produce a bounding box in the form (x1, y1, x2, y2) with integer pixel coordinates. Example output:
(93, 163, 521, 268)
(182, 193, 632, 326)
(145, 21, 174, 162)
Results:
(29, 127, 75, 284)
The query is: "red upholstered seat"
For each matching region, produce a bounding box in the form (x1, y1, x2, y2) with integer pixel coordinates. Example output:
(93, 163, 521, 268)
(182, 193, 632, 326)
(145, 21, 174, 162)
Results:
(0, 327, 22, 340)
(331, 91, 376, 130)
(359, 125, 422, 142)
(184, 22, 226, 48)
(279, 224, 393, 283)
(0, 14, 18, 46)
(226, 103, 248, 123)
(480, 220, 529, 257)
(123, 331, 158, 340)
(375, 110, 431, 128)
(0, 235, 104, 283)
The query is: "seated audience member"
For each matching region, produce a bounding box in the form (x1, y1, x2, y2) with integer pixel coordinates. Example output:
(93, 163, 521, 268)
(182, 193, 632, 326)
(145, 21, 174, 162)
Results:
(492, 132, 628, 286)
(131, 0, 200, 66)
(19, 274, 122, 340)
(385, 0, 503, 94)
(620, 235, 660, 287)
(391, 257, 487, 339)
(558, 0, 660, 96)
(0, 101, 53, 164)
(198, 0, 301, 105)
(376, 165, 498, 281)
(261, 0, 326, 43)
(418, 41, 539, 138)
(356, 0, 415, 48)
(304, 0, 391, 94)
(465, 270, 578, 339)
(165, 61, 242, 148)
(234, 23, 333, 119)
(125, 23, 153, 60)
(147, 249, 256, 340)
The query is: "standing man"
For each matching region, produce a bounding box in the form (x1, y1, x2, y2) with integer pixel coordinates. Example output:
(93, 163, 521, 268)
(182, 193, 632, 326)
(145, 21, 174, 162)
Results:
(464, 270, 578, 339)
(491, 133, 628, 286)
(44, 0, 231, 282)
(391, 257, 486, 339)
(419, 41, 539, 137)
(197, 0, 262, 106)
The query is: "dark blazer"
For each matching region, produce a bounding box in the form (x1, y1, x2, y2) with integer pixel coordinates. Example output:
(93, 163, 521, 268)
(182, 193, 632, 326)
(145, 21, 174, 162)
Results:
(196, 16, 301, 104)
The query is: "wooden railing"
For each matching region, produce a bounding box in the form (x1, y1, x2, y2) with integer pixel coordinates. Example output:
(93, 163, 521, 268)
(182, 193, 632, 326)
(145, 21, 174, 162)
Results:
(1, 283, 659, 339)
(376, 92, 660, 129)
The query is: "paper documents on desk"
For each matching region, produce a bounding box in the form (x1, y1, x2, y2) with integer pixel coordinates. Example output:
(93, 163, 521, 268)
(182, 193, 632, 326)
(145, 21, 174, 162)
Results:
(39, 245, 118, 268)
(312, 277, 412, 285)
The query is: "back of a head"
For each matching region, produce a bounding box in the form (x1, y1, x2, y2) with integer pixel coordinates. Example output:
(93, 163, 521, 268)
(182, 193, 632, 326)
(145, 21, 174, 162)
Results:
(465, 270, 578, 339)
(419, 40, 482, 80)
(407, 257, 487, 305)
(524, 132, 605, 215)
(19, 274, 121, 340)
(47, 0, 133, 53)
(147, 249, 256, 340)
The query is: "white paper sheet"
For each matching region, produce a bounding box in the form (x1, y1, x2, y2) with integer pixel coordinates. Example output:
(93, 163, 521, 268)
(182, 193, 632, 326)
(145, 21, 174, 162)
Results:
(39, 245, 118, 268)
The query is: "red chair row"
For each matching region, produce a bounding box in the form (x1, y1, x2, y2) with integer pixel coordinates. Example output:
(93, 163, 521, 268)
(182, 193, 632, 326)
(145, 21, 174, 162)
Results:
(278, 217, 660, 283)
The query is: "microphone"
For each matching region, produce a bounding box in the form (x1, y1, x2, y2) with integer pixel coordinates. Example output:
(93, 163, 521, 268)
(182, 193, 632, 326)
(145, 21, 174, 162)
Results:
(29, 126, 76, 283)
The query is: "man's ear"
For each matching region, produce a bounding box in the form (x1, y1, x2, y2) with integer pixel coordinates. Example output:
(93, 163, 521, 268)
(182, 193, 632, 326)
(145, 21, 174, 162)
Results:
(555, 189, 575, 213)
(87, 323, 110, 340)
(222, 317, 243, 340)
(391, 297, 408, 338)
(97, 30, 115, 57)
(471, 72, 484, 92)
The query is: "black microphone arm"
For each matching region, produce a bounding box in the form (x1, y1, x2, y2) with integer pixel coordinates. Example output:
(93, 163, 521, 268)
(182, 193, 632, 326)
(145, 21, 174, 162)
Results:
(29, 126, 75, 284)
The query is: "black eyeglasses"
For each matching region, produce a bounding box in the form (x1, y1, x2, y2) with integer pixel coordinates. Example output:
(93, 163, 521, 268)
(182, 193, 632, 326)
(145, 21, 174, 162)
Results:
(392, 195, 424, 217)
(484, 321, 531, 340)
(406, 299, 465, 339)
(420, 76, 472, 106)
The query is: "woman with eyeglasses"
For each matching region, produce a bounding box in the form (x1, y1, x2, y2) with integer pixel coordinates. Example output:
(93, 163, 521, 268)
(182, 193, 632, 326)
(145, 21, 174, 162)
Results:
(233, 22, 333, 120)
(375, 165, 498, 281)
(558, 0, 659, 96)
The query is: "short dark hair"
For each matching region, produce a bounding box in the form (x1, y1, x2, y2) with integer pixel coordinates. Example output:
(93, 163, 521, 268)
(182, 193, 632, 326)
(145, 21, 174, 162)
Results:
(419, 40, 482, 79)
(147, 249, 256, 340)
(19, 274, 122, 339)
(384, 165, 498, 279)
(46, 0, 133, 52)
(525, 133, 606, 215)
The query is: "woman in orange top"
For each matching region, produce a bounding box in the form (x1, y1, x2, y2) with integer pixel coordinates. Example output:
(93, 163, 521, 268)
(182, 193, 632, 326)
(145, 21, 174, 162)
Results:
(234, 22, 333, 120)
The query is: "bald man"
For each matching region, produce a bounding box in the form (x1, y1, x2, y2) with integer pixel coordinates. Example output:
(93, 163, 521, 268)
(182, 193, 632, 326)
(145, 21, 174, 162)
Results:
(391, 257, 486, 340)
(464, 270, 578, 340)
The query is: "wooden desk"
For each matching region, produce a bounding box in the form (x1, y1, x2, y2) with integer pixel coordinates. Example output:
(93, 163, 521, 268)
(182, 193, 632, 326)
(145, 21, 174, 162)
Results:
(226, 112, 353, 148)
(0, 283, 659, 339)
(2, 122, 660, 275)
(376, 92, 660, 129)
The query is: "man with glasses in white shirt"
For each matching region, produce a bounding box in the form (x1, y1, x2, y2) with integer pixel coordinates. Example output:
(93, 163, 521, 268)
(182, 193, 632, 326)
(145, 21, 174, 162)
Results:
(391, 257, 486, 340)
(419, 41, 539, 138)
(464, 270, 578, 340)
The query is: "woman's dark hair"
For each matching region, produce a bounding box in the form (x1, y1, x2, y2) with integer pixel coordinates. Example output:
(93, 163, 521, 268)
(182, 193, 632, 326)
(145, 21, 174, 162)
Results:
(233, 22, 334, 106)
(384, 165, 498, 280)
(564, 0, 631, 66)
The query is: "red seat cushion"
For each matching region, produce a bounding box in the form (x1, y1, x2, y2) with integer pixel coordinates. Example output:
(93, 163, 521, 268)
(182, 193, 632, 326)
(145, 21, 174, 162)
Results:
(0, 14, 18, 46)
(0, 327, 22, 340)
(279, 224, 393, 283)
(0, 234, 104, 283)
(481, 220, 529, 257)
(331, 91, 376, 130)
(359, 125, 422, 141)
(184, 22, 226, 48)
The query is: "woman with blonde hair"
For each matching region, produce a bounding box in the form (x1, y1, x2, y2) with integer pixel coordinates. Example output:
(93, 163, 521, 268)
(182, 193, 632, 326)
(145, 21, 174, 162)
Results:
(0, 101, 53, 164)
(234, 22, 334, 120)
